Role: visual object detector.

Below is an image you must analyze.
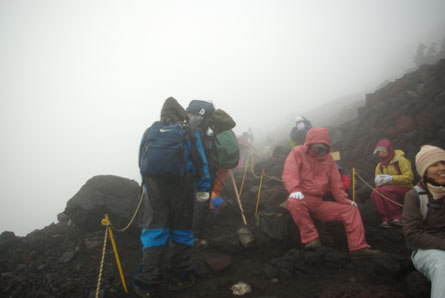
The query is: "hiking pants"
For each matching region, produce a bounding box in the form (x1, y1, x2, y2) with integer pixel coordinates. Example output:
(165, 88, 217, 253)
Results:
(134, 174, 195, 286)
(286, 194, 369, 251)
(371, 186, 411, 222)
(412, 248, 445, 298)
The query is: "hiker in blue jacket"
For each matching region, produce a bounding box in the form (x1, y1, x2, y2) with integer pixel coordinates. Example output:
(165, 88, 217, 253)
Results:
(133, 97, 211, 298)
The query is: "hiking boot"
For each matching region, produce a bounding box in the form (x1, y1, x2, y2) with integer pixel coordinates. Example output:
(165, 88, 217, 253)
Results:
(350, 248, 381, 258)
(304, 238, 321, 250)
(169, 271, 196, 291)
(134, 282, 160, 298)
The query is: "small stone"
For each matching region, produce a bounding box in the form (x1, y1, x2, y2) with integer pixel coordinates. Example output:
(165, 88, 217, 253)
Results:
(270, 278, 279, 284)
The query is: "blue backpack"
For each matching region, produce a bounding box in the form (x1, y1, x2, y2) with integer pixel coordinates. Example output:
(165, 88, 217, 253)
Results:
(139, 121, 188, 181)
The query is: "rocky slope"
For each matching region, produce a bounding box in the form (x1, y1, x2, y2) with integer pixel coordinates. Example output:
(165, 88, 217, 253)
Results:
(1, 59, 444, 298)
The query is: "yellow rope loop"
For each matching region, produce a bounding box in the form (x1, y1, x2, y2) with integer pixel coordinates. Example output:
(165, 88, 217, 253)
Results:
(95, 224, 109, 298)
(110, 187, 145, 232)
(354, 171, 403, 207)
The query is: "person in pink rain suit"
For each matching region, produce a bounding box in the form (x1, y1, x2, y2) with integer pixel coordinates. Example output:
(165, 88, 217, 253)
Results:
(282, 127, 380, 257)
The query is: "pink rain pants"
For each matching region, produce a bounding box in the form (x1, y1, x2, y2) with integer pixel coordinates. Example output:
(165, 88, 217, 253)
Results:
(286, 194, 370, 251)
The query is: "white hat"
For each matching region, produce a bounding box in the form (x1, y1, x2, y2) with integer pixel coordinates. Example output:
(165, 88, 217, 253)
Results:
(295, 116, 304, 122)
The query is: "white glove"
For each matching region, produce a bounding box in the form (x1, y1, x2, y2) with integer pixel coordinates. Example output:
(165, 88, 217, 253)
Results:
(289, 192, 304, 200)
(380, 174, 393, 184)
(374, 175, 383, 186)
(375, 174, 392, 186)
(196, 192, 210, 202)
(297, 122, 305, 131)
(350, 201, 358, 207)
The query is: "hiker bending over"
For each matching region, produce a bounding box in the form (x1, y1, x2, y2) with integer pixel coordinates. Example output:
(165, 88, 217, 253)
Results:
(403, 145, 445, 298)
(288, 115, 312, 149)
(371, 139, 413, 228)
(192, 106, 239, 246)
(282, 127, 380, 257)
(133, 97, 211, 298)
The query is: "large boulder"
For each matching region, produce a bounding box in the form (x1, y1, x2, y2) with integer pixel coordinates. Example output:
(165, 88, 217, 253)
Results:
(63, 175, 141, 232)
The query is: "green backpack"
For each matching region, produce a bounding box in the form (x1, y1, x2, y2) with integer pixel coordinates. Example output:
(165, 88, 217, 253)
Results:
(215, 130, 240, 169)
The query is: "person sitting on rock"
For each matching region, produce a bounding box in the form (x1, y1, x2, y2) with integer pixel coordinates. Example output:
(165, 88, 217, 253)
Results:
(371, 139, 413, 228)
(403, 145, 445, 298)
(282, 127, 380, 257)
(288, 116, 312, 149)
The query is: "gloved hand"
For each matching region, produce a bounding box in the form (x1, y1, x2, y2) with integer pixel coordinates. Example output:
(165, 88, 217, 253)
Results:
(350, 201, 358, 207)
(196, 192, 210, 202)
(297, 122, 305, 131)
(375, 174, 392, 186)
(289, 192, 304, 200)
(380, 174, 393, 185)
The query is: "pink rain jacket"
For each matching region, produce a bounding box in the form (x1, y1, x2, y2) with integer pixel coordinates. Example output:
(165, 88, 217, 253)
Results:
(282, 127, 350, 204)
(281, 128, 369, 250)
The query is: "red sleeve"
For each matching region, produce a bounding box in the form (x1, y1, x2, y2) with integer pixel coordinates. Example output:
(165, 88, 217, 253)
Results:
(342, 174, 351, 191)
(282, 148, 302, 194)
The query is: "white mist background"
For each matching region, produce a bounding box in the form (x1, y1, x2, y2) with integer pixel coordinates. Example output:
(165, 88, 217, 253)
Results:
(1, 0, 444, 235)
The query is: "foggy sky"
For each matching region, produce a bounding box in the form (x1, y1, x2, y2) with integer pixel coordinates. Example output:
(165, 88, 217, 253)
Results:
(1, 0, 444, 235)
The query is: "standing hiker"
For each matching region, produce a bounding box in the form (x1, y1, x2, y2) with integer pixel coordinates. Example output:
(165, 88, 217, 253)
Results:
(282, 127, 380, 257)
(288, 116, 312, 149)
(191, 106, 240, 246)
(403, 145, 445, 298)
(133, 97, 210, 298)
(371, 139, 413, 228)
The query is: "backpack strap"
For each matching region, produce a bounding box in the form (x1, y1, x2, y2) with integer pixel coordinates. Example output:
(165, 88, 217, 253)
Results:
(380, 160, 402, 175)
(414, 185, 429, 221)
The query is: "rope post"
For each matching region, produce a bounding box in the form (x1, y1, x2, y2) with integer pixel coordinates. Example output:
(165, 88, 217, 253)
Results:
(352, 168, 356, 202)
(254, 169, 265, 218)
(101, 215, 128, 294)
(239, 158, 250, 198)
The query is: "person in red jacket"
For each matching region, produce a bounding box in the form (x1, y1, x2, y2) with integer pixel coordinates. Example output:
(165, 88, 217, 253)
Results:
(282, 128, 380, 257)
(336, 163, 351, 196)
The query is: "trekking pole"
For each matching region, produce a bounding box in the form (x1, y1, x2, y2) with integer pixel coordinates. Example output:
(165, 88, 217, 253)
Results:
(254, 169, 265, 218)
(229, 169, 248, 225)
(239, 158, 250, 197)
(352, 168, 356, 202)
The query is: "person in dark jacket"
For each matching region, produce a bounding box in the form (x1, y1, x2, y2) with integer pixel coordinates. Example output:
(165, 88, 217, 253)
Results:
(288, 116, 312, 149)
(403, 145, 445, 298)
(133, 97, 211, 298)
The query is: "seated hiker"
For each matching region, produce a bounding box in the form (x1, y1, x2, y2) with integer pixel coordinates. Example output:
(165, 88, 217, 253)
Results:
(403, 145, 445, 298)
(133, 97, 211, 297)
(371, 139, 413, 228)
(288, 116, 312, 149)
(282, 127, 380, 257)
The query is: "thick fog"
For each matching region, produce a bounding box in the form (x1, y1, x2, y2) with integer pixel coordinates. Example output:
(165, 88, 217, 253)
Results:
(1, 0, 444, 236)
